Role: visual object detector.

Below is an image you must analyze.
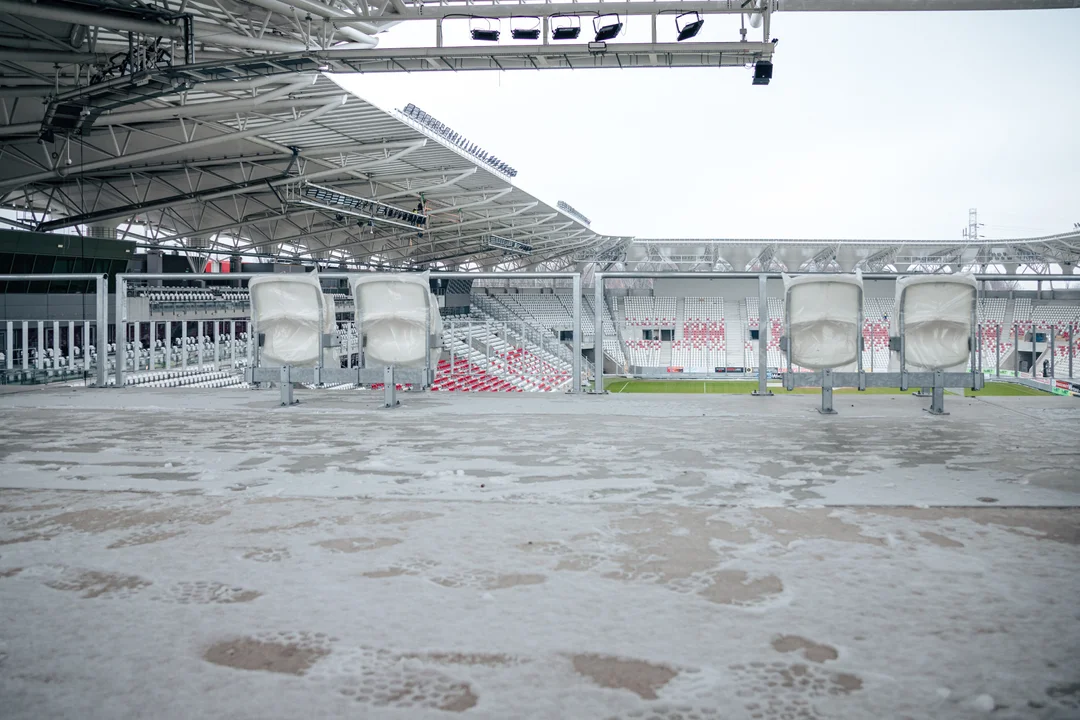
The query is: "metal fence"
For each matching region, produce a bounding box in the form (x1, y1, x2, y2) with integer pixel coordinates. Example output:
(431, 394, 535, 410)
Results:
(0, 274, 108, 388)
(114, 271, 586, 393)
(594, 271, 1079, 395)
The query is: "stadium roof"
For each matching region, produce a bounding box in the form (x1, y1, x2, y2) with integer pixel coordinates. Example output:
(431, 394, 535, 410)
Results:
(0, 0, 1077, 274)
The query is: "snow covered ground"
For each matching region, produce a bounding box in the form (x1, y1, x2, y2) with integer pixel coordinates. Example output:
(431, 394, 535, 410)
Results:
(1, 388, 1078, 719)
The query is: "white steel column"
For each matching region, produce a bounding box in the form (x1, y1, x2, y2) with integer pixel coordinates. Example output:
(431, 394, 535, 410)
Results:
(114, 277, 126, 388)
(95, 274, 107, 387)
(5, 321, 12, 374)
(36, 321, 44, 370)
(753, 274, 772, 396)
(21, 321, 28, 371)
(572, 273, 582, 393)
(593, 274, 605, 393)
(67, 321, 74, 373)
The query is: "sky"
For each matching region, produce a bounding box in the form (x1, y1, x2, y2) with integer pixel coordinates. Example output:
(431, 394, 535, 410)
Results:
(335, 8, 1080, 243)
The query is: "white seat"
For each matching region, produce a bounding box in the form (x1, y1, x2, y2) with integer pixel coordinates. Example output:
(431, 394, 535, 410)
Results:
(351, 271, 441, 368)
(891, 274, 977, 371)
(249, 273, 333, 367)
(784, 273, 863, 370)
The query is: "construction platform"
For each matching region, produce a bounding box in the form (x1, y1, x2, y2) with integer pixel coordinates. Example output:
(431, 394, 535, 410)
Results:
(1, 389, 1078, 719)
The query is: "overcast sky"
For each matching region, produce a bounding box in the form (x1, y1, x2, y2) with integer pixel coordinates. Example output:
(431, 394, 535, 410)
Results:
(336, 9, 1080, 243)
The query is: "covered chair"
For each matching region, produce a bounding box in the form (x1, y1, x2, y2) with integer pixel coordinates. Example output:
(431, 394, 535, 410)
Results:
(249, 272, 335, 368)
(890, 274, 977, 372)
(783, 272, 864, 371)
(351, 271, 440, 370)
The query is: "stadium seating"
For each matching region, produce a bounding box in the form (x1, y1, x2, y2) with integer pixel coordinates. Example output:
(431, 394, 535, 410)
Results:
(624, 339, 662, 367)
(622, 296, 677, 327)
(673, 297, 726, 369)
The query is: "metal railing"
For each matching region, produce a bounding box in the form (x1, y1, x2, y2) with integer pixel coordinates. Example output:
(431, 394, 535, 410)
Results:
(593, 271, 1077, 395)
(114, 271, 585, 393)
(0, 274, 108, 388)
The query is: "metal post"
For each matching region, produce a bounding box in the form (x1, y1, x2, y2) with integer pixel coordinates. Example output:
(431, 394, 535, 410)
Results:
(165, 321, 172, 370)
(246, 316, 254, 370)
(197, 320, 204, 370)
(95, 274, 107, 387)
(1049, 325, 1056, 379)
(5, 321, 12, 377)
(572, 273, 582, 393)
(1070, 322, 1075, 379)
(594, 274, 606, 393)
(114, 275, 125, 388)
(67, 321, 74, 377)
(279, 365, 295, 406)
(36, 321, 44, 370)
(927, 369, 948, 415)
(1014, 322, 1019, 377)
(996, 324, 1001, 377)
(82, 320, 89, 377)
(21, 321, 28, 371)
(820, 368, 836, 415)
(384, 365, 398, 408)
(977, 322, 983, 375)
(181, 320, 187, 370)
(230, 320, 236, 367)
(133, 321, 140, 372)
(753, 274, 772, 396)
(213, 320, 220, 370)
(52, 320, 60, 373)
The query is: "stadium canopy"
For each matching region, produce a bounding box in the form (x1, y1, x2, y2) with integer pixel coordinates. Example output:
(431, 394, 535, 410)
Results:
(0, 0, 1077, 273)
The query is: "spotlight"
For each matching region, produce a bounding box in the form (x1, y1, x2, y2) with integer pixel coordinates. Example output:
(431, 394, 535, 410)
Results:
(511, 17, 541, 40)
(752, 60, 773, 86)
(470, 19, 500, 42)
(593, 14, 622, 42)
(551, 16, 581, 40)
(675, 12, 703, 41)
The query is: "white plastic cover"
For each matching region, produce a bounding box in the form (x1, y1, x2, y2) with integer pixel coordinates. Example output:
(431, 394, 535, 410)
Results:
(783, 272, 863, 370)
(891, 273, 976, 371)
(351, 271, 441, 368)
(249, 273, 328, 367)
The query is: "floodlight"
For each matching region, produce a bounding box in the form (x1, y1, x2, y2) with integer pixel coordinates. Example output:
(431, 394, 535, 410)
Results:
(511, 17, 541, 40)
(676, 12, 703, 41)
(470, 19, 500, 42)
(752, 60, 773, 86)
(593, 14, 622, 42)
(551, 16, 581, 40)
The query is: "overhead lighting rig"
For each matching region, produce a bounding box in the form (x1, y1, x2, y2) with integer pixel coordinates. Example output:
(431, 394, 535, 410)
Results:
(401, 103, 519, 178)
(298, 184, 428, 231)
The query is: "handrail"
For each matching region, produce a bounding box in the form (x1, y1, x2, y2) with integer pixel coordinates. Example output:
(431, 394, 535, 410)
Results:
(0, 273, 108, 388)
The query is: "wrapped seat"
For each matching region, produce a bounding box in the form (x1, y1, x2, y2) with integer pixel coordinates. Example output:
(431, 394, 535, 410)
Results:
(249, 273, 335, 367)
(350, 271, 442, 368)
(783, 272, 863, 370)
(891, 274, 977, 371)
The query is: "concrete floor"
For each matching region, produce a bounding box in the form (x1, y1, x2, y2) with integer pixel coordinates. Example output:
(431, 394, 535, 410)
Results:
(1, 388, 1078, 719)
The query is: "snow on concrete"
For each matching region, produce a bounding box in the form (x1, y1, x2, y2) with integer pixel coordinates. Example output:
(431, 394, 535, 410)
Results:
(1, 388, 1078, 719)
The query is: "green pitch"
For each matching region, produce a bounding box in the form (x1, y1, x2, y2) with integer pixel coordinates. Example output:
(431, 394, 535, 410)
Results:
(602, 379, 1055, 397)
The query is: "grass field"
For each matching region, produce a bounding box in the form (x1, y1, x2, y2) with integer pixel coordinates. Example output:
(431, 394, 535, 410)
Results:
(602, 379, 1054, 397)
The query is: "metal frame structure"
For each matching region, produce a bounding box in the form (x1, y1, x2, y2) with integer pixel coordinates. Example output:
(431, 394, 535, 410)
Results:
(591, 271, 1070, 414)
(0, 273, 108, 388)
(3, 0, 1078, 280)
(113, 270, 584, 398)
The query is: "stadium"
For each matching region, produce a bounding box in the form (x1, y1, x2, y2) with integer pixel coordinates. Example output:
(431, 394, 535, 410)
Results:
(1, 1, 1079, 718)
